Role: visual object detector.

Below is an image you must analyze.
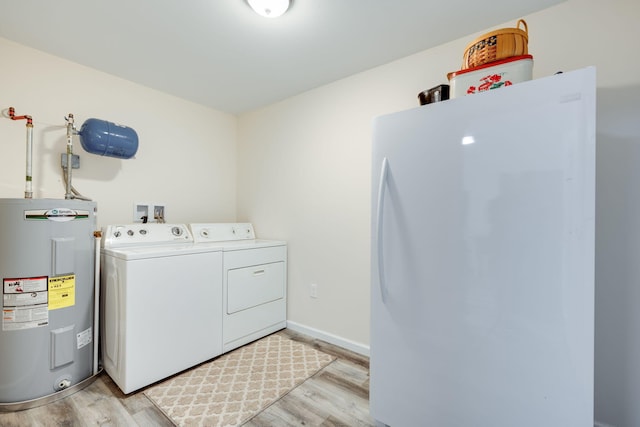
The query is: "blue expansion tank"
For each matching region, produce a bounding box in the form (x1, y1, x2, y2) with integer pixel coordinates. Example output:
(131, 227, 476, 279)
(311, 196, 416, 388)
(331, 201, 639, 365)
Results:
(78, 118, 138, 159)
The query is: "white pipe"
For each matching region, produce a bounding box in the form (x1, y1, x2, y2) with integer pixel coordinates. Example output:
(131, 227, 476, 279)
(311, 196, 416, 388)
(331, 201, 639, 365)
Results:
(25, 123, 33, 199)
(93, 230, 101, 375)
(8, 107, 35, 199)
(65, 114, 74, 200)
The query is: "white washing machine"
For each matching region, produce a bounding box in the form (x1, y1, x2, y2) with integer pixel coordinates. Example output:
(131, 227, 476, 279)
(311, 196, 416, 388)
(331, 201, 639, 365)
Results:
(189, 223, 287, 353)
(100, 223, 223, 394)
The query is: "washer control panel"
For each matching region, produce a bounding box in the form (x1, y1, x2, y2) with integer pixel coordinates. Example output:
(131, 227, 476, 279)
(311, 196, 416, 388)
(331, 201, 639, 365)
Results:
(102, 223, 193, 248)
(190, 223, 256, 243)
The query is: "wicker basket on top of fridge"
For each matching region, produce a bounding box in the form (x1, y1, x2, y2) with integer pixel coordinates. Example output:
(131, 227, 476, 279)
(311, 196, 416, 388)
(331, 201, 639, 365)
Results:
(462, 19, 529, 69)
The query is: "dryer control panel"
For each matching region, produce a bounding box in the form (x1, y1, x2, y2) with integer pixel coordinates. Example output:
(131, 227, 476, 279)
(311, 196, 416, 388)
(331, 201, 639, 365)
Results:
(102, 223, 193, 248)
(190, 223, 255, 243)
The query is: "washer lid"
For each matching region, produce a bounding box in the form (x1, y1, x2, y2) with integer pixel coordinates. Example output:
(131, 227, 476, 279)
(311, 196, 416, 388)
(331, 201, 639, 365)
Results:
(102, 243, 221, 260)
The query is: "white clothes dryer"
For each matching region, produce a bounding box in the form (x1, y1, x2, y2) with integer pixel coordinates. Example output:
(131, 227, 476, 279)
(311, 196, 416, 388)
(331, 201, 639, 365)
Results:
(100, 224, 223, 394)
(189, 223, 287, 352)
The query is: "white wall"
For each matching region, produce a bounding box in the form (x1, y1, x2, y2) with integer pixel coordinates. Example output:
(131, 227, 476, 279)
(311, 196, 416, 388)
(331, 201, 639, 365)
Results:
(237, 0, 640, 425)
(0, 38, 237, 227)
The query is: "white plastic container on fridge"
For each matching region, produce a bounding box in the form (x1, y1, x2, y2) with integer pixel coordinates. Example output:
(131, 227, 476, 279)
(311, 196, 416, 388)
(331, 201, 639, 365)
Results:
(447, 54, 533, 98)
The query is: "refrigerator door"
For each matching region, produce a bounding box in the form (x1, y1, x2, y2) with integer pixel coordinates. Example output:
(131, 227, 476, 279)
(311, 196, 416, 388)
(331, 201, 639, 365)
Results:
(371, 68, 595, 427)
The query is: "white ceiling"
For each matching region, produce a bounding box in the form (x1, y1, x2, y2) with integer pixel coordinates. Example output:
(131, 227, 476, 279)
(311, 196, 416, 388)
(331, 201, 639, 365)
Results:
(0, 0, 563, 114)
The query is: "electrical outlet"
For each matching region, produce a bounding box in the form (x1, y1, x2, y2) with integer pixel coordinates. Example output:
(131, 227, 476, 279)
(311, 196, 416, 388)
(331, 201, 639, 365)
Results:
(310, 283, 318, 298)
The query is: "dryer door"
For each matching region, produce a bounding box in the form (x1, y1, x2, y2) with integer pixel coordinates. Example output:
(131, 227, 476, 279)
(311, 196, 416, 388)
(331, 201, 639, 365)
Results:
(227, 262, 284, 314)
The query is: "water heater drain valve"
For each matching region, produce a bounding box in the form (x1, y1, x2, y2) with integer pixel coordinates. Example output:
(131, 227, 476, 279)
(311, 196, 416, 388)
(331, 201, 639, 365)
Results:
(54, 375, 72, 391)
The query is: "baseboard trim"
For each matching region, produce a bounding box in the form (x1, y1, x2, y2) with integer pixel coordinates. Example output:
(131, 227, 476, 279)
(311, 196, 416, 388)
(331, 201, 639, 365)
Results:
(286, 320, 370, 357)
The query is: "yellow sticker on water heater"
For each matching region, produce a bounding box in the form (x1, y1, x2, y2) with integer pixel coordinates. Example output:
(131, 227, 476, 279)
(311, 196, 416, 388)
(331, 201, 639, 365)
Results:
(48, 275, 75, 310)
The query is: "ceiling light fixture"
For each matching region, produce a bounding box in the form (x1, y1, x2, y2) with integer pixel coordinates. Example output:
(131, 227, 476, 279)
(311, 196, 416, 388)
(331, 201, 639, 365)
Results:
(247, 0, 290, 18)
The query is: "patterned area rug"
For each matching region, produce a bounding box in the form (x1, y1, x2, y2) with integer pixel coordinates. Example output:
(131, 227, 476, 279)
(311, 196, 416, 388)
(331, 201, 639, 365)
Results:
(144, 333, 335, 426)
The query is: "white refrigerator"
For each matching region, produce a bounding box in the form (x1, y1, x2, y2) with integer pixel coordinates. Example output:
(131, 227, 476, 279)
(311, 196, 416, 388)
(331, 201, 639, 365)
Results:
(370, 67, 596, 426)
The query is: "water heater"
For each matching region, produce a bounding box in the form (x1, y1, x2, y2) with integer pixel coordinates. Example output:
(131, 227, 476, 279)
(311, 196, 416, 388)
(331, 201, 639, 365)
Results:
(0, 198, 97, 408)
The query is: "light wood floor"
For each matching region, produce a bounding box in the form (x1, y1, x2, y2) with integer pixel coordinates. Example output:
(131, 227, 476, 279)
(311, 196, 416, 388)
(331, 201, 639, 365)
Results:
(0, 329, 374, 426)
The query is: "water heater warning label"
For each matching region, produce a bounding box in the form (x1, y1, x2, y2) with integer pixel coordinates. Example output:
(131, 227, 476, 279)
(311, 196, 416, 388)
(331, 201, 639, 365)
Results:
(77, 327, 92, 349)
(4, 276, 47, 294)
(48, 275, 76, 310)
(3, 276, 49, 331)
